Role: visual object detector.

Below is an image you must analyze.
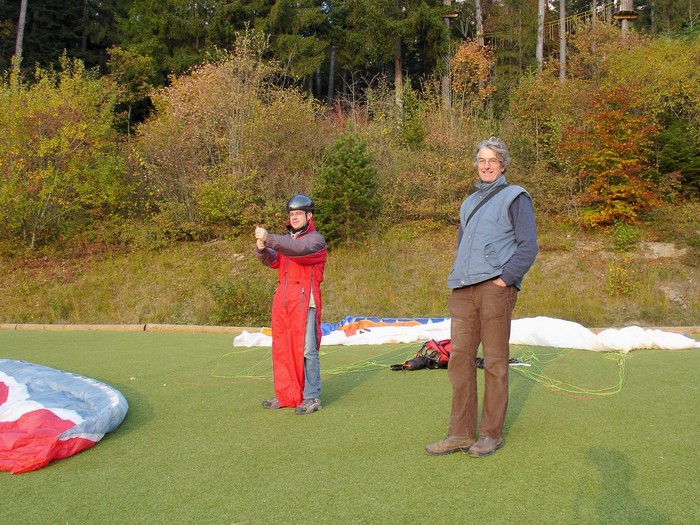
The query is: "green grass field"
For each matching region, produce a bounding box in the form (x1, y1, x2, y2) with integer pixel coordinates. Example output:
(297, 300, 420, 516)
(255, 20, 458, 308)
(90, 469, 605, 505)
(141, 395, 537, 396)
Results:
(1, 330, 698, 524)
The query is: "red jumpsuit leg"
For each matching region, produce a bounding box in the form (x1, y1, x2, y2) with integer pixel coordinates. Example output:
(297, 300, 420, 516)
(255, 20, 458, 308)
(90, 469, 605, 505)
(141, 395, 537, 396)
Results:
(270, 285, 306, 407)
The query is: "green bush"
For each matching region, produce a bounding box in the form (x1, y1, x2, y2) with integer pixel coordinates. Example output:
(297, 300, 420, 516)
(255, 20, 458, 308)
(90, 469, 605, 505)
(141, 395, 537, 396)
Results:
(0, 56, 128, 250)
(611, 222, 643, 251)
(400, 83, 427, 150)
(132, 36, 323, 241)
(313, 130, 381, 246)
(206, 276, 275, 327)
(658, 120, 700, 194)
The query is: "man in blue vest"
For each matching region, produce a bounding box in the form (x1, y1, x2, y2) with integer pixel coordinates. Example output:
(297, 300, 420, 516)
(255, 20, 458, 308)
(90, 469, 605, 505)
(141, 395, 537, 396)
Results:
(426, 137, 538, 457)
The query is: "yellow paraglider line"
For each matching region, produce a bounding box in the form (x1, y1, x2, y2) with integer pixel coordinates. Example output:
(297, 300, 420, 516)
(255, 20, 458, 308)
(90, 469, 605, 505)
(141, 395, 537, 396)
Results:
(208, 343, 628, 399)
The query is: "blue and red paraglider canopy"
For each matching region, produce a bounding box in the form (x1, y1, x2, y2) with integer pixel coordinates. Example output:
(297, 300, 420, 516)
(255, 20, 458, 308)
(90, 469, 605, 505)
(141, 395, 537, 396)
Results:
(0, 359, 128, 474)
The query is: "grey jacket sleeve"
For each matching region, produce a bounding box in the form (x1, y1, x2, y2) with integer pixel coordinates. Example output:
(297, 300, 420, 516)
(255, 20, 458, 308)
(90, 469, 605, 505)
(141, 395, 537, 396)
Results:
(501, 193, 538, 286)
(265, 231, 326, 257)
(256, 246, 278, 267)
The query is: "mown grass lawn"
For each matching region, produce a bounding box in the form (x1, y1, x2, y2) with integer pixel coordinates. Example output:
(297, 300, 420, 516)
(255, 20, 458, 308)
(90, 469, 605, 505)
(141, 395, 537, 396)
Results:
(1, 330, 698, 524)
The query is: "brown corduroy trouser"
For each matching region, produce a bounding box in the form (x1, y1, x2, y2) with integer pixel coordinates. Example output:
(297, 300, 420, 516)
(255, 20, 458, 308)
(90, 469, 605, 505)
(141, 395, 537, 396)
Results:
(447, 280, 518, 439)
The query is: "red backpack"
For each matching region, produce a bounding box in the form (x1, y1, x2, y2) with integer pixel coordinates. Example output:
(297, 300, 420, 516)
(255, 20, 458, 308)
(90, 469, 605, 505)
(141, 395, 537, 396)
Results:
(391, 339, 451, 370)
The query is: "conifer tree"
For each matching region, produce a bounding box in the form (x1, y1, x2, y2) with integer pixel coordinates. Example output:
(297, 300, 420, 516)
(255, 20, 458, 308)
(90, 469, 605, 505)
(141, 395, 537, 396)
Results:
(313, 131, 381, 246)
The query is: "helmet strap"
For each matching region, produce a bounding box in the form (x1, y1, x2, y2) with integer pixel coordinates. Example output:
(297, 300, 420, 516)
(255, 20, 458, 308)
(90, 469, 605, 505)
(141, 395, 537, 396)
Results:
(288, 221, 310, 238)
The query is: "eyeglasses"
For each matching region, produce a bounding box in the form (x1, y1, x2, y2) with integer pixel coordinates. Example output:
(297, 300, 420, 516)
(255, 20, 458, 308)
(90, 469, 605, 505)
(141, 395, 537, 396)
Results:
(477, 158, 501, 166)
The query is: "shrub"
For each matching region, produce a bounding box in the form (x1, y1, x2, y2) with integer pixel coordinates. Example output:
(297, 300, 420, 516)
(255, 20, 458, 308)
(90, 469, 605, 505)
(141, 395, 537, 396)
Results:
(610, 222, 642, 251)
(0, 56, 128, 249)
(657, 120, 700, 195)
(450, 38, 496, 110)
(313, 130, 381, 246)
(558, 84, 660, 227)
(132, 32, 323, 239)
(206, 275, 276, 327)
(606, 256, 635, 297)
(399, 82, 427, 150)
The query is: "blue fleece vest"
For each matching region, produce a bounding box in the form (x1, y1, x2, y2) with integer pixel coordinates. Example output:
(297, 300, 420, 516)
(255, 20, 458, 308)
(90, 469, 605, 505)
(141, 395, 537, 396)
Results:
(447, 182, 529, 290)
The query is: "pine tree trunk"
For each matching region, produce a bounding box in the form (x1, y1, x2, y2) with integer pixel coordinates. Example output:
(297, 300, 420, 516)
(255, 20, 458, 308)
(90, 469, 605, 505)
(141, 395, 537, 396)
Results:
(441, 0, 452, 111)
(327, 43, 336, 105)
(394, 38, 403, 108)
(536, 0, 545, 69)
(474, 0, 484, 46)
(559, 0, 566, 82)
(14, 0, 29, 67)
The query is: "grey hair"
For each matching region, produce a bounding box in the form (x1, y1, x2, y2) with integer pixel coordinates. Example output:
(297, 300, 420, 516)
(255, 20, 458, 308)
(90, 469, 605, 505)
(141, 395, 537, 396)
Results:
(473, 136, 511, 174)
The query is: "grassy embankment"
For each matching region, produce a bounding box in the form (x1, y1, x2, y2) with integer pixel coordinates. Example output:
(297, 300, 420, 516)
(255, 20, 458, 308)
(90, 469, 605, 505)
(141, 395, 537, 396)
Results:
(1, 204, 699, 329)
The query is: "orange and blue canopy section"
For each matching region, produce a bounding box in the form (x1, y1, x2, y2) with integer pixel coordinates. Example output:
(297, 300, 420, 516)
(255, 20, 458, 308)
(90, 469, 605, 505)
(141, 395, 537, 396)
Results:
(320, 316, 449, 337)
(0, 359, 128, 474)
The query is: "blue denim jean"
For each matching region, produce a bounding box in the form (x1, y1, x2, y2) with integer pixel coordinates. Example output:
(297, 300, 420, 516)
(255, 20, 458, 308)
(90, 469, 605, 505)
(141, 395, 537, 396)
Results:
(303, 307, 321, 399)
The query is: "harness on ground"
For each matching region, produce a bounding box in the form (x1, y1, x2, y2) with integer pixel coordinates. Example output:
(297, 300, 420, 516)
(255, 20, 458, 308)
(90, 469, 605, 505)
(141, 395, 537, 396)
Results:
(390, 339, 528, 371)
(390, 339, 451, 370)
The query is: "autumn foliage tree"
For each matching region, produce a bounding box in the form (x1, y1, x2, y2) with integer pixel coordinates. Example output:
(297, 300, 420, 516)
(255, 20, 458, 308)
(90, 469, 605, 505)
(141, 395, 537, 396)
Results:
(450, 39, 495, 110)
(132, 31, 324, 239)
(558, 84, 660, 227)
(0, 56, 127, 249)
(602, 33, 700, 194)
(507, 23, 699, 224)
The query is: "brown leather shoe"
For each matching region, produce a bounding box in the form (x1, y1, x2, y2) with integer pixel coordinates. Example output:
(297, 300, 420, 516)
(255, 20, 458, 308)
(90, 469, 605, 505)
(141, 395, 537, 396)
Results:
(425, 436, 476, 456)
(468, 436, 504, 457)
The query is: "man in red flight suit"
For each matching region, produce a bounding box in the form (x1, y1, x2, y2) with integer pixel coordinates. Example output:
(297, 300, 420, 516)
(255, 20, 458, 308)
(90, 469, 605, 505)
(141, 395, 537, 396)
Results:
(255, 194, 328, 415)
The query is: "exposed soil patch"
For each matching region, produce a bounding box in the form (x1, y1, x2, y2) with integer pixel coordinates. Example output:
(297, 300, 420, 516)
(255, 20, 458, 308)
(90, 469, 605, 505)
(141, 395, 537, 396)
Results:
(639, 242, 689, 259)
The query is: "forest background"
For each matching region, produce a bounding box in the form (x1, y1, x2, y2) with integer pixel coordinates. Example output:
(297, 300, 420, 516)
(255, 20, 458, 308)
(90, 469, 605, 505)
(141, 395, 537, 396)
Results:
(0, 0, 699, 329)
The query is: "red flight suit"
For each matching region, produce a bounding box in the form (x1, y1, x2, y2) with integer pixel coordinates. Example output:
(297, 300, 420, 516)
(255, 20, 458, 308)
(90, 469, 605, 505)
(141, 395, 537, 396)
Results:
(257, 218, 327, 407)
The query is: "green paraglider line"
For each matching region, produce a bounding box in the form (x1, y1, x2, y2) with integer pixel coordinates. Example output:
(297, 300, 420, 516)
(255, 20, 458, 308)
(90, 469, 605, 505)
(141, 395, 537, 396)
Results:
(209, 343, 628, 398)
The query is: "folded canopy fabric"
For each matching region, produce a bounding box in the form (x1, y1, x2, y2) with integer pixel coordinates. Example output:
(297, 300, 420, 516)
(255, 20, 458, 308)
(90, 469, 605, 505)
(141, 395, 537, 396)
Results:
(234, 316, 700, 352)
(0, 359, 128, 474)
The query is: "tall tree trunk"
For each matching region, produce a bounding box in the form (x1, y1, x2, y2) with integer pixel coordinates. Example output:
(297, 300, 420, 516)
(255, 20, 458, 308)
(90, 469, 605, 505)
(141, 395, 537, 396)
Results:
(620, 0, 633, 35)
(394, 37, 403, 108)
(559, 0, 566, 82)
(316, 67, 321, 99)
(441, 0, 452, 111)
(474, 0, 484, 46)
(536, 0, 545, 70)
(14, 0, 29, 69)
(327, 43, 336, 105)
(81, 0, 89, 53)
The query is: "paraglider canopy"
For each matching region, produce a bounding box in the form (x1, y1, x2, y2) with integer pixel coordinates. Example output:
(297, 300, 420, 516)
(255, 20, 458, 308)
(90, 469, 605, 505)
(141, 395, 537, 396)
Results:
(0, 359, 128, 474)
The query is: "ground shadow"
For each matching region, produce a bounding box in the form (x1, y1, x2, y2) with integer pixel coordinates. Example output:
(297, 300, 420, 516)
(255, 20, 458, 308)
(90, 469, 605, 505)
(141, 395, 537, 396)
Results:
(503, 349, 540, 438)
(98, 383, 153, 443)
(582, 446, 671, 524)
(319, 344, 409, 408)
